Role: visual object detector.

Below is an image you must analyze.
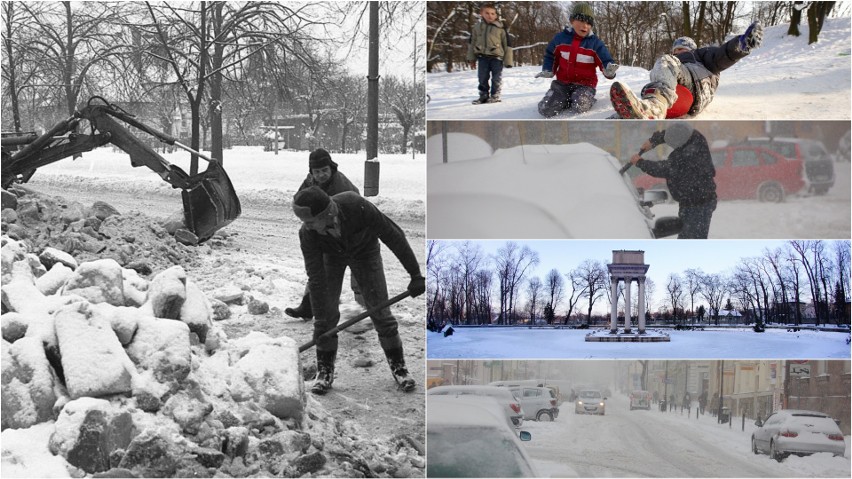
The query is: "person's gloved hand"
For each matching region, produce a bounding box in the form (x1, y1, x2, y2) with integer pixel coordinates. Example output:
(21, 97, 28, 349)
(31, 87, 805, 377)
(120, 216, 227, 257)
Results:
(535, 71, 554, 79)
(603, 63, 619, 79)
(739, 22, 763, 52)
(469, 61, 476, 70)
(407, 275, 426, 297)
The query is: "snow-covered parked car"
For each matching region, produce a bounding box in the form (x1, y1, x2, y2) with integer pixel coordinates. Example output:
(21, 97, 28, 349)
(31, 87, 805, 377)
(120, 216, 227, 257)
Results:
(428, 385, 525, 427)
(427, 141, 680, 239)
(574, 389, 607, 415)
(427, 395, 538, 478)
(629, 390, 651, 410)
(751, 410, 846, 462)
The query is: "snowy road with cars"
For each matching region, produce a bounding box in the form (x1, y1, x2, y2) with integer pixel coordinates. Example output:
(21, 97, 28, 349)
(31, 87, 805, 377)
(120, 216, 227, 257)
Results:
(520, 394, 851, 478)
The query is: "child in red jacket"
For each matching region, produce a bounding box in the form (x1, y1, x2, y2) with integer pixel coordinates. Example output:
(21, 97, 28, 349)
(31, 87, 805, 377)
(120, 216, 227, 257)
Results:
(536, 2, 618, 117)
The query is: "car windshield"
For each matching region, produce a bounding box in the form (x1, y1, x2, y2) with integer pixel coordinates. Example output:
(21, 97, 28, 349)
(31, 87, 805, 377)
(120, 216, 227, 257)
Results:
(427, 427, 535, 478)
(579, 391, 601, 400)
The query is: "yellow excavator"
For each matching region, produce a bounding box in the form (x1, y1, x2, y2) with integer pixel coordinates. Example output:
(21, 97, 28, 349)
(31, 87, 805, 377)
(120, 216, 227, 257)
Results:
(1, 97, 240, 243)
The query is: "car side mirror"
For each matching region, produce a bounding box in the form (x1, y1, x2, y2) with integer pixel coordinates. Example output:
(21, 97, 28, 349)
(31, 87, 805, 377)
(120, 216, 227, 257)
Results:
(754, 418, 763, 427)
(653, 216, 683, 238)
(642, 189, 669, 204)
(519, 431, 532, 441)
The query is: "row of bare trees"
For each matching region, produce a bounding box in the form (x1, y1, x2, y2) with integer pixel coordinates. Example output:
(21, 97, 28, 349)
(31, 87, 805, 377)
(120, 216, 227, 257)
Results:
(428, 240, 851, 329)
(2, 1, 425, 169)
(427, 1, 842, 73)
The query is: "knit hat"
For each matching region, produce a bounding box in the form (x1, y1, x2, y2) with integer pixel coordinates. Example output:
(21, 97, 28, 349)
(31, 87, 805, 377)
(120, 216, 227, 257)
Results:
(293, 186, 333, 220)
(570, 2, 594, 26)
(309, 148, 337, 171)
(664, 122, 695, 149)
(671, 36, 697, 53)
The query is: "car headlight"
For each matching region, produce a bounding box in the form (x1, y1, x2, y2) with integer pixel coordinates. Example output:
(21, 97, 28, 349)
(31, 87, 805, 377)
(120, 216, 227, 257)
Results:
(577, 401, 583, 405)
(599, 402, 605, 406)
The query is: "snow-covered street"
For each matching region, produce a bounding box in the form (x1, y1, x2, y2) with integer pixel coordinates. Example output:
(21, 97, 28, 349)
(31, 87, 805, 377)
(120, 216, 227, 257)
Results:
(522, 393, 851, 478)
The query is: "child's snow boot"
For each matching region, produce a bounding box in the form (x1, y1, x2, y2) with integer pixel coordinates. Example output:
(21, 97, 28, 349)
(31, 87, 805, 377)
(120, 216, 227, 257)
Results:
(610, 82, 666, 119)
(472, 94, 489, 105)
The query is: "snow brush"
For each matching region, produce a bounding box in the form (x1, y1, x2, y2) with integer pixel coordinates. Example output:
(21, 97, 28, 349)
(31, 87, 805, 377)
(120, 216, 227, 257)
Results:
(619, 147, 649, 175)
(298, 290, 412, 353)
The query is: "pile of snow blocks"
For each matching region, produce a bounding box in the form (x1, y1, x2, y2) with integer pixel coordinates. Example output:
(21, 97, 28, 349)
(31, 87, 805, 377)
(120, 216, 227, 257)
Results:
(1, 236, 305, 476)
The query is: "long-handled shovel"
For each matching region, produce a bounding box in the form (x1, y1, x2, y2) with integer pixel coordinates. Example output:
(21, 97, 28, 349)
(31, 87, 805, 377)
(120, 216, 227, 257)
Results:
(298, 290, 412, 353)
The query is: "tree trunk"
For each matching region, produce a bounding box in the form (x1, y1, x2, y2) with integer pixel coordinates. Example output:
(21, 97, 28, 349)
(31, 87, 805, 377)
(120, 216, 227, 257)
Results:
(788, 2, 802, 36)
(3, 4, 22, 132)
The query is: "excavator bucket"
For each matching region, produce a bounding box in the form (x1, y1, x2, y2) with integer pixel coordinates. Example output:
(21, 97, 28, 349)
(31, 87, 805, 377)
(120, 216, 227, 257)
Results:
(181, 160, 241, 243)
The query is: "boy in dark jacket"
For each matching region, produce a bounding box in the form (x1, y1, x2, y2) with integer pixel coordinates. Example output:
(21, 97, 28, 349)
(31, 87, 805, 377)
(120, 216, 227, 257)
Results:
(286, 148, 361, 319)
(611, 22, 763, 119)
(467, 4, 513, 104)
(536, 2, 618, 117)
(629, 122, 717, 239)
(293, 187, 426, 394)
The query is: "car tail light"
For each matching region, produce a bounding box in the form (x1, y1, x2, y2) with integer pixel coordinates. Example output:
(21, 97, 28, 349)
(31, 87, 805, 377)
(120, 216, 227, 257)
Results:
(550, 399, 556, 406)
(780, 430, 798, 438)
(510, 403, 521, 414)
(828, 434, 844, 441)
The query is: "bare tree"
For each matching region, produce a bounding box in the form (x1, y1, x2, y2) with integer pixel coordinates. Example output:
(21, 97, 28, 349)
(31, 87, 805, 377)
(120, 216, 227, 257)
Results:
(381, 75, 425, 154)
(699, 272, 726, 325)
(684, 268, 703, 325)
(666, 273, 684, 325)
(576, 259, 607, 326)
(563, 267, 589, 324)
(545, 268, 565, 318)
(526, 276, 543, 323)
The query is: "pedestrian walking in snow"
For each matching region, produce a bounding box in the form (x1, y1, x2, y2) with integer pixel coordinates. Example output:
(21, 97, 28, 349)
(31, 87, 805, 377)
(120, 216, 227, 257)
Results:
(286, 148, 362, 320)
(629, 122, 717, 239)
(292, 187, 426, 395)
(467, 4, 513, 104)
(536, 2, 618, 117)
(610, 22, 763, 119)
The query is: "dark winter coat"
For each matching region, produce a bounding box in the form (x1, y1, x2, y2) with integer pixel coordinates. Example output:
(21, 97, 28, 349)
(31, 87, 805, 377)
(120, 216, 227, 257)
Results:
(298, 169, 359, 196)
(467, 19, 513, 65)
(636, 129, 717, 207)
(675, 36, 750, 115)
(542, 28, 615, 88)
(299, 192, 421, 321)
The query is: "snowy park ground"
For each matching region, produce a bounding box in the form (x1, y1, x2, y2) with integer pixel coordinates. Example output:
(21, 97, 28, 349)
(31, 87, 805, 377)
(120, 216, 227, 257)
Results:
(522, 392, 851, 478)
(427, 327, 851, 359)
(426, 18, 852, 120)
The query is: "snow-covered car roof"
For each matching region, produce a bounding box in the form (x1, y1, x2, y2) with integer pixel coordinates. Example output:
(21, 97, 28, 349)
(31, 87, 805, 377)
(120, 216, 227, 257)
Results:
(427, 142, 656, 239)
(427, 396, 539, 477)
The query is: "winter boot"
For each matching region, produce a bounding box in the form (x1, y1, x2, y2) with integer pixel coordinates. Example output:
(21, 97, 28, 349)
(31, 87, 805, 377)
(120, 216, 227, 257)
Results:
(486, 94, 502, 103)
(285, 293, 313, 320)
(384, 348, 416, 392)
(472, 94, 489, 105)
(311, 351, 336, 395)
(610, 82, 666, 119)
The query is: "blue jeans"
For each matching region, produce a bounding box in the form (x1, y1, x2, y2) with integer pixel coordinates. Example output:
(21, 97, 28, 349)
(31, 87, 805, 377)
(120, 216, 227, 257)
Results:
(538, 81, 597, 117)
(477, 56, 504, 98)
(678, 200, 716, 239)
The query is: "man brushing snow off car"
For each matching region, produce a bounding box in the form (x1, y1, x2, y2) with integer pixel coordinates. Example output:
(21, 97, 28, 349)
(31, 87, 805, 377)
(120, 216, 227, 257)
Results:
(292, 187, 426, 395)
(629, 122, 716, 239)
(611, 21, 763, 119)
